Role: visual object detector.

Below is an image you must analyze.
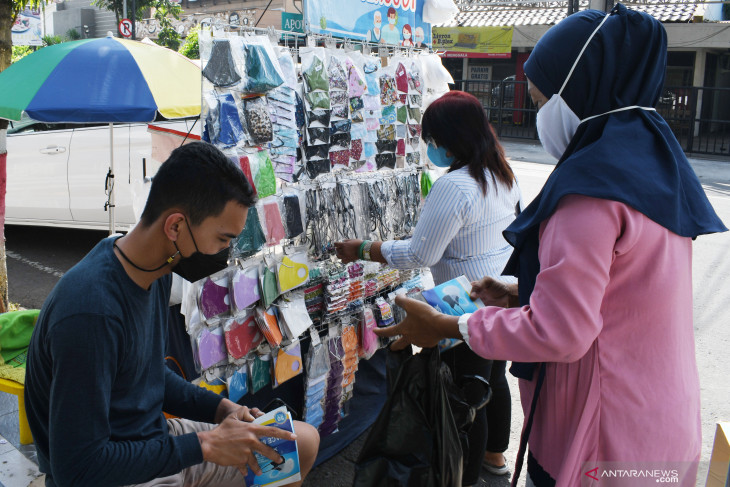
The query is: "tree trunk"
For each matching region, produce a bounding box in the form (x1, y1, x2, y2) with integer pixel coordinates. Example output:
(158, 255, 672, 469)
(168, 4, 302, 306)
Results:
(0, 0, 14, 312)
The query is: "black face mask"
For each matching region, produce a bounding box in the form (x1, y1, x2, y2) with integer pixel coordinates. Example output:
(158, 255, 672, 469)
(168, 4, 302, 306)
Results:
(173, 217, 230, 283)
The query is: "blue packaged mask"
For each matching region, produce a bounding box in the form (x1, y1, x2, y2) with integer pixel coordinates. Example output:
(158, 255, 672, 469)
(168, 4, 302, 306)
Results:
(427, 143, 455, 168)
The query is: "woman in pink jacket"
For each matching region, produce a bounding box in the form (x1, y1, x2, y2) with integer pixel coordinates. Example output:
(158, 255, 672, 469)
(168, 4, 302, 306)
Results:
(375, 5, 726, 486)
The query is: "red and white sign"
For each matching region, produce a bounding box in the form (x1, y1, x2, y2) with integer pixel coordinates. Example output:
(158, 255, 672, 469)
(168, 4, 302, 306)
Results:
(119, 18, 133, 38)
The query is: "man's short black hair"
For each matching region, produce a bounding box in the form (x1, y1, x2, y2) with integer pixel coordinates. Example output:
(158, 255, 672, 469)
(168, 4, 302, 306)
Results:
(139, 141, 256, 227)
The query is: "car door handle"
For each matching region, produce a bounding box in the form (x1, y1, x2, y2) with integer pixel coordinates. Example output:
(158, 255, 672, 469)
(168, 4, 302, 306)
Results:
(39, 146, 67, 154)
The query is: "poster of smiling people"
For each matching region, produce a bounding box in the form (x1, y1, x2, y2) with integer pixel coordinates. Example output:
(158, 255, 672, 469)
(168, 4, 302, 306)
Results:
(303, 0, 431, 47)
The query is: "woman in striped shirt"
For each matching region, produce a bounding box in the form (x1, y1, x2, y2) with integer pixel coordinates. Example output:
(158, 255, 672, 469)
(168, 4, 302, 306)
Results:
(335, 90, 522, 485)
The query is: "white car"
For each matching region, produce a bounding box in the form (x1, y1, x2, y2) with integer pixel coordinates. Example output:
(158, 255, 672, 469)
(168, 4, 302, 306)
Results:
(5, 117, 200, 231)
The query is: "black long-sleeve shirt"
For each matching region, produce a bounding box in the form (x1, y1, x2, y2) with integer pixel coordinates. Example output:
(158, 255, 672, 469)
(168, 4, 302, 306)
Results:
(25, 237, 222, 486)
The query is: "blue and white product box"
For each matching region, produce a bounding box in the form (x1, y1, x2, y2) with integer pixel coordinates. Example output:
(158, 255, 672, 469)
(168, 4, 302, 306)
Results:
(420, 275, 484, 317)
(420, 275, 485, 352)
(244, 406, 301, 487)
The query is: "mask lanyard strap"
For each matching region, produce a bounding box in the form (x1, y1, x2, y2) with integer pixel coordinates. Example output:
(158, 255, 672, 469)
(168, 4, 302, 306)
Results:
(581, 106, 657, 123)
(558, 12, 612, 97)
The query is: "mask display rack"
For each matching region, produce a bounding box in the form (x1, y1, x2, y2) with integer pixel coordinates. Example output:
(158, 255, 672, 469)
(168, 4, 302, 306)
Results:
(184, 25, 448, 435)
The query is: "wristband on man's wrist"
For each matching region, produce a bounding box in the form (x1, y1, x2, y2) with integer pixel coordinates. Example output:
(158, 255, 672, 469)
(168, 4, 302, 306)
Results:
(362, 240, 374, 261)
(358, 240, 368, 260)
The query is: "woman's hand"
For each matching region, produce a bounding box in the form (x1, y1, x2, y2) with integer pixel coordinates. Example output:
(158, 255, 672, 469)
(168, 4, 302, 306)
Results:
(470, 276, 519, 308)
(334, 239, 362, 264)
(373, 295, 460, 350)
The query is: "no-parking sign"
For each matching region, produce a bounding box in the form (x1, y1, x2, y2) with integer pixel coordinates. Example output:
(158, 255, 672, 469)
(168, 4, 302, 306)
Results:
(119, 18, 132, 38)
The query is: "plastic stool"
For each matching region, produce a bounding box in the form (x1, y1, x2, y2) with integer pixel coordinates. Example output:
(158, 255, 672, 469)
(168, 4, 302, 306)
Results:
(0, 378, 32, 445)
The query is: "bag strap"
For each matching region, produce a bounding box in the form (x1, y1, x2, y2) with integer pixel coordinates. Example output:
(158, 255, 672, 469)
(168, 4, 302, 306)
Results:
(511, 362, 546, 487)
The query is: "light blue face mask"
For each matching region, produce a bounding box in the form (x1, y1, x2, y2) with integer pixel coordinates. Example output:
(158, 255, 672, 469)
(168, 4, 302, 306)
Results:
(427, 142, 455, 168)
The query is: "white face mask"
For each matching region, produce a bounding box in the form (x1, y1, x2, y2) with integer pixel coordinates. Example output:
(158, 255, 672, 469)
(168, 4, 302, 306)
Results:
(535, 13, 657, 160)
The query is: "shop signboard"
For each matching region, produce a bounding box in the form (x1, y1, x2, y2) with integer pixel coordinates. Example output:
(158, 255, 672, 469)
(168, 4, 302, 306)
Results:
(432, 26, 513, 59)
(303, 0, 431, 47)
(282, 12, 304, 33)
(11, 7, 43, 46)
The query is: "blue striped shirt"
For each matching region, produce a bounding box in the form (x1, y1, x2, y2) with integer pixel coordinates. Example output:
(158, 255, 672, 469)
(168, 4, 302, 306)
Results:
(381, 166, 522, 285)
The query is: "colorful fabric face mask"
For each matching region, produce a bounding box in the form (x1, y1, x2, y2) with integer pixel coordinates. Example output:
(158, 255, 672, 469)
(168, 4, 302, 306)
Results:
(350, 139, 364, 161)
(330, 133, 351, 150)
(243, 43, 284, 93)
(227, 363, 249, 403)
(380, 76, 398, 105)
(349, 97, 364, 112)
(308, 127, 330, 145)
(395, 63, 409, 93)
(330, 119, 352, 135)
(250, 353, 271, 394)
(262, 199, 286, 246)
(203, 39, 241, 87)
(282, 194, 304, 238)
(231, 266, 261, 312)
(329, 149, 351, 167)
(308, 109, 331, 128)
(375, 139, 397, 153)
(196, 326, 227, 370)
(254, 305, 282, 347)
(304, 144, 329, 162)
(406, 152, 421, 166)
(244, 96, 273, 144)
(199, 274, 230, 320)
(306, 159, 331, 179)
(303, 55, 329, 92)
(377, 124, 396, 141)
(277, 256, 309, 293)
(376, 153, 396, 169)
(379, 106, 397, 125)
(363, 61, 381, 95)
(397, 106, 408, 124)
(331, 104, 349, 119)
(273, 341, 303, 387)
(407, 123, 422, 137)
(305, 91, 331, 110)
(224, 313, 263, 360)
(306, 342, 331, 378)
(251, 150, 277, 198)
(348, 60, 367, 97)
(328, 57, 348, 91)
(217, 93, 244, 148)
(260, 266, 279, 308)
(234, 206, 266, 258)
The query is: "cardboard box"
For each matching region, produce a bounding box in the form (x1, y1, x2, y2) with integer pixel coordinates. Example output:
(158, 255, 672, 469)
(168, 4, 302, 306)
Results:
(706, 422, 730, 487)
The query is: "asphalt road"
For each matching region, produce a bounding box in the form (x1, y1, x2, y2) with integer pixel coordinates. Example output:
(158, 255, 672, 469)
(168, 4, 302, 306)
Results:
(3, 144, 729, 486)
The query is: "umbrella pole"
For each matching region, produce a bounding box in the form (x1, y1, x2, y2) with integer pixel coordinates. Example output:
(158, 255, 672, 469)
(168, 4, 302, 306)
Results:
(109, 123, 115, 235)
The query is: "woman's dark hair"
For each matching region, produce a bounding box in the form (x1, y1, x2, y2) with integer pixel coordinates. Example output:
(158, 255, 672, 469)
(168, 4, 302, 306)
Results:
(422, 90, 515, 194)
(139, 141, 256, 227)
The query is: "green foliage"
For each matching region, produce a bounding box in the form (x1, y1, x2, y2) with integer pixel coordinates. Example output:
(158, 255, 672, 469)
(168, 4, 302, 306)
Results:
(11, 45, 33, 63)
(91, 0, 155, 27)
(66, 28, 81, 40)
(178, 24, 199, 60)
(153, 0, 181, 50)
(42, 35, 63, 46)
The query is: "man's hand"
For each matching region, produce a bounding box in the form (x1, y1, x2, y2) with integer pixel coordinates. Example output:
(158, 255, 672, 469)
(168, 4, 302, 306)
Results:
(333, 239, 362, 264)
(470, 276, 519, 308)
(214, 399, 263, 424)
(198, 415, 297, 477)
(373, 295, 460, 350)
